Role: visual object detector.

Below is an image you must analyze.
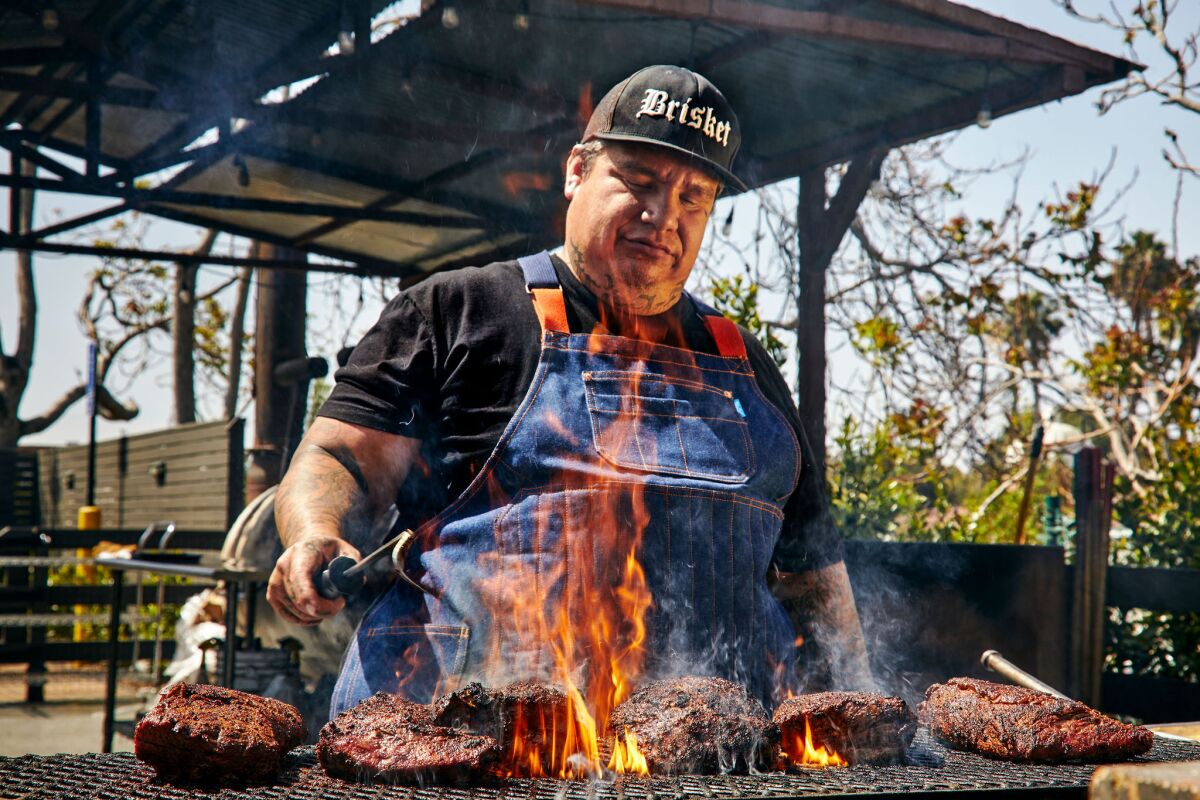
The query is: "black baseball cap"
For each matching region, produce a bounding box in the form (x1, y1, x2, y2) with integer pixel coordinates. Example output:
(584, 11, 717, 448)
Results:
(583, 65, 747, 192)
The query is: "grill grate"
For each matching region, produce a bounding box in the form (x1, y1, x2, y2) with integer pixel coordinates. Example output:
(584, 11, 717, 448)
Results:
(3, 731, 1199, 800)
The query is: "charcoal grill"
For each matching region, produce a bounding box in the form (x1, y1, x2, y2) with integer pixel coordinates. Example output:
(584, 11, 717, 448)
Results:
(2, 731, 1198, 800)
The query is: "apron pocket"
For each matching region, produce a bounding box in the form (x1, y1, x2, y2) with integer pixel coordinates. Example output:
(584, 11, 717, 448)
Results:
(583, 371, 754, 482)
(358, 620, 470, 702)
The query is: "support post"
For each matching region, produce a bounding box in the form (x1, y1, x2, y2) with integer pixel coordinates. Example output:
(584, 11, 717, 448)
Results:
(85, 342, 98, 506)
(102, 567, 123, 753)
(1069, 447, 1113, 707)
(796, 168, 828, 475)
(249, 245, 308, 498)
(85, 57, 101, 180)
(8, 152, 20, 236)
(793, 149, 887, 476)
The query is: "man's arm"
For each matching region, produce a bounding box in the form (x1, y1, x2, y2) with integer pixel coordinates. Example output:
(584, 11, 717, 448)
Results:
(773, 561, 876, 691)
(267, 417, 422, 626)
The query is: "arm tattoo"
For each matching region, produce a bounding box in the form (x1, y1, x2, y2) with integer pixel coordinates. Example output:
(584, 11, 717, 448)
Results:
(319, 443, 370, 495)
(276, 443, 373, 549)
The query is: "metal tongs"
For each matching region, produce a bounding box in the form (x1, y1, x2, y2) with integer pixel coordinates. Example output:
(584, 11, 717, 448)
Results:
(981, 649, 1187, 741)
(315, 528, 434, 599)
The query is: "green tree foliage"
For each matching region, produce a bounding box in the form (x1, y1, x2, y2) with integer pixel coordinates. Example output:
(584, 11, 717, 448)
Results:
(828, 405, 955, 542)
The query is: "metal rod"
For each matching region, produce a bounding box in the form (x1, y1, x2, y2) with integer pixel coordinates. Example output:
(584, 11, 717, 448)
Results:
(244, 581, 257, 648)
(980, 649, 1070, 700)
(26, 203, 128, 240)
(86, 342, 98, 507)
(0, 236, 376, 276)
(0, 135, 80, 180)
(152, 578, 166, 682)
(85, 58, 101, 180)
(0, 172, 502, 227)
(102, 568, 122, 753)
(223, 580, 239, 688)
(8, 153, 20, 238)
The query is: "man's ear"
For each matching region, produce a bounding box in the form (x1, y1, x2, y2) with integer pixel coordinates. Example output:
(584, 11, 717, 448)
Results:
(564, 146, 586, 200)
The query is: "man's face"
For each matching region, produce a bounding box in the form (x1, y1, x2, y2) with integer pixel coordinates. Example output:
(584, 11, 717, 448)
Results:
(562, 141, 721, 316)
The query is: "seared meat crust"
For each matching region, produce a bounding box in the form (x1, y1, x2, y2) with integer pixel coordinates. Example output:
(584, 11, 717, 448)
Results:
(774, 691, 916, 764)
(133, 683, 306, 785)
(923, 677, 1153, 762)
(318, 692, 501, 784)
(608, 676, 776, 774)
(432, 681, 570, 765)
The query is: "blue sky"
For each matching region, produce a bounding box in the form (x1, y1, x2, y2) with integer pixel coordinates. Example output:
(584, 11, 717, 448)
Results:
(1, 0, 1195, 447)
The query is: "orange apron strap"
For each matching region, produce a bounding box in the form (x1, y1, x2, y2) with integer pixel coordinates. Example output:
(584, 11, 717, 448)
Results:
(530, 287, 569, 334)
(519, 251, 570, 335)
(702, 314, 747, 359)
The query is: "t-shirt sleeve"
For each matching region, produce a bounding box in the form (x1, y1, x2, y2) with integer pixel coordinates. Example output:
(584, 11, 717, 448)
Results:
(740, 331, 845, 573)
(317, 291, 437, 438)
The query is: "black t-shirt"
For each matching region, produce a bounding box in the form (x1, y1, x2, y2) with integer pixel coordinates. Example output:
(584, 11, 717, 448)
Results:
(319, 254, 843, 573)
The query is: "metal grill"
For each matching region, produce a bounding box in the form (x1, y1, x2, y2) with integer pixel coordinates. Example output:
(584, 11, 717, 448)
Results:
(2, 731, 1199, 800)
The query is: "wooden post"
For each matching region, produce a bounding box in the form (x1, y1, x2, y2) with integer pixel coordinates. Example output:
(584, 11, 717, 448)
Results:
(251, 245, 308, 495)
(795, 169, 829, 474)
(1070, 446, 1114, 707)
(793, 150, 887, 476)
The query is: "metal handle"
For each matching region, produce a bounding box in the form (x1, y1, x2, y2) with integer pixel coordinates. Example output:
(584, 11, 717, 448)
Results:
(980, 649, 1070, 700)
(313, 528, 433, 600)
(316, 555, 363, 599)
(392, 529, 436, 597)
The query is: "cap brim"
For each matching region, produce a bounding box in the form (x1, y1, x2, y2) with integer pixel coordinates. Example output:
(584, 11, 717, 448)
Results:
(589, 131, 749, 194)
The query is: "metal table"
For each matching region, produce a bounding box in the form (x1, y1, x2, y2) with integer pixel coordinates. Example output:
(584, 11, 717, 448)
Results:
(95, 552, 272, 752)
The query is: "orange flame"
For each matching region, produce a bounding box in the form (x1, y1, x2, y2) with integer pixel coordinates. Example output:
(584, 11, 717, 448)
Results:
(784, 719, 848, 768)
(607, 728, 649, 774)
(501, 171, 552, 197)
(473, 337, 674, 778)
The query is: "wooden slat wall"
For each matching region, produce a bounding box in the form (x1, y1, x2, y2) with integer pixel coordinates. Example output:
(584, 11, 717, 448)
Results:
(36, 420, 244, 531)
(0, 449, 40, 526)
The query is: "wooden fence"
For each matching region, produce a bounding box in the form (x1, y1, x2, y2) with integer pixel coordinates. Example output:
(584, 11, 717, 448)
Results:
(1, 421, 243, 701)
(0, 449, 39, 527)
(36, 420, 244, 531)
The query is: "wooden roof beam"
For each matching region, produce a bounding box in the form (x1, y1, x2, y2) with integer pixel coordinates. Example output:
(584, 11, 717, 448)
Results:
(0, 171, 522, 231)
(753, 65, 1081, 180)
(0, 71, 187, 112)
(878, 0, 1138, 75)
(579, 0, 1073, 65)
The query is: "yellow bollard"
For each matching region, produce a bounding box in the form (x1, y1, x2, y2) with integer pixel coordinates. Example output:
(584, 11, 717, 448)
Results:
(76, 506, 101, 643)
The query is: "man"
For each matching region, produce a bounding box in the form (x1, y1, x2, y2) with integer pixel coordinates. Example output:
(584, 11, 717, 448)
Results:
(268, 65, 873, 717)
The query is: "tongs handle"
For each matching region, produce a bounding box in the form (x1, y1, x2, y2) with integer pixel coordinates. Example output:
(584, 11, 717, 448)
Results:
(981, 649, 1070, 700)
(315, 529, 428, 600)
(317, 555, 362, 599)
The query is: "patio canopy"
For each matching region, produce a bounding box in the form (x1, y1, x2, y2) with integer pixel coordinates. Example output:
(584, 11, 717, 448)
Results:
(0, 0, 1135, 279)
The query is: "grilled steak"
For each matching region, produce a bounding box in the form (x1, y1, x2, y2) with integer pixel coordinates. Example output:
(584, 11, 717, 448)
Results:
(433, 681, 570, 767)
(318, 692, 502, 783)
(774, 691, 916, 765)
(608, 676, 776, 774)
(923, 677, 1154, 762)
(134, 683, 305, 785)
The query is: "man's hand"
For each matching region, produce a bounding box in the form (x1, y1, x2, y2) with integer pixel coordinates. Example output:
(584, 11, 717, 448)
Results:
(268, 417, 423, 626)
(267, 536, 362, 626)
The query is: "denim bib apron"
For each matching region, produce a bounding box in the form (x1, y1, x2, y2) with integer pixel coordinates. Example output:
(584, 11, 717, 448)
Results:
(331, 252, 801, 716)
